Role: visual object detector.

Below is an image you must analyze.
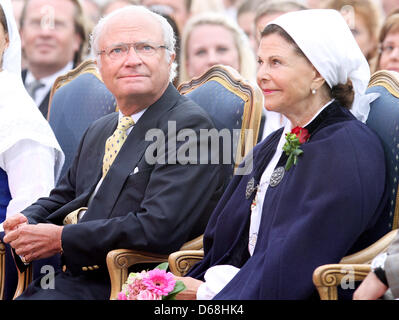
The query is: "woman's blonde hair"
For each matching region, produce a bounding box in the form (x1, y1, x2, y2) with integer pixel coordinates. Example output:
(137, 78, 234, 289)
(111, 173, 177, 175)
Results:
(179, 12, 256, 84)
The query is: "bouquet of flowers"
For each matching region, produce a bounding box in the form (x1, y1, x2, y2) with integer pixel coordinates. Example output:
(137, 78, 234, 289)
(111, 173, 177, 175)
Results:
(117, 263, 186, 300)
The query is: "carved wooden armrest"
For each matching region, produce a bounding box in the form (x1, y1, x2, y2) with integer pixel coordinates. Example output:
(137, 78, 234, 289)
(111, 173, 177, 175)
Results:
(312, 229, 398, 300)
(106, 235, 204, 299)
(168, 250, 204, 277)
(313, 264, 371, 300)
(340, 229, 398, 265)
(180, 235, 203, 251)
(106, 249, 169, 300)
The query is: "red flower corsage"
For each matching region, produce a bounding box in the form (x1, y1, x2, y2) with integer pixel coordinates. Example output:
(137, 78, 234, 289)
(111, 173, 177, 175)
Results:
(283, 126, 310, 171)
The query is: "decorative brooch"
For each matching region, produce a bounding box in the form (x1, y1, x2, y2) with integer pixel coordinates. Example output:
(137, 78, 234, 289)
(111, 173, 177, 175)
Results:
(282, 126, 310, 171)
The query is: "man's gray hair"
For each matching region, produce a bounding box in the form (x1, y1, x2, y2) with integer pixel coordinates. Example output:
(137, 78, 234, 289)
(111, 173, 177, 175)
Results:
(90, 5, 177, 82)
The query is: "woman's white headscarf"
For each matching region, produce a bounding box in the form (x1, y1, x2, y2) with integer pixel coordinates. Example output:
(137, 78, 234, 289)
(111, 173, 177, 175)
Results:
(269, 9, 377, 122)
(0, 0, 64, 181)
(1, 0, 20, 76)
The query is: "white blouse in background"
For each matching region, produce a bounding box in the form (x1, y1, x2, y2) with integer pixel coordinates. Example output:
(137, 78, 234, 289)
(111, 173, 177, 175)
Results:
(0, 140, 55, 230)
(0, 70, 64, 231)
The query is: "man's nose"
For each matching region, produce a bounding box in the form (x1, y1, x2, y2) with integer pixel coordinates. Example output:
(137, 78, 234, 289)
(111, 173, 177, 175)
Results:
(124, 46, 143, 65)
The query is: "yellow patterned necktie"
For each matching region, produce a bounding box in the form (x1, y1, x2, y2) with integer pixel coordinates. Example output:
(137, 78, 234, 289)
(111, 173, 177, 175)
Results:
(102, 116, 135, 177)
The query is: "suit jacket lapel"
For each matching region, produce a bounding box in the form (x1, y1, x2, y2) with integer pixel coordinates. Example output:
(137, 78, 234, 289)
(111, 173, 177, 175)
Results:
(83, 84, 181, 221)
(40, 91, 50, 119)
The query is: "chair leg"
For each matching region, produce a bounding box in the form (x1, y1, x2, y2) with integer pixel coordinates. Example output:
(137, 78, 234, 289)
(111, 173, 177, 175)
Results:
(0, 240, 5, 300)
(13, 265, 32, 300)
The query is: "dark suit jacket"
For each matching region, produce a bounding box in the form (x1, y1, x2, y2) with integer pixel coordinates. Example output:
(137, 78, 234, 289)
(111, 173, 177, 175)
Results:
(20, 84, 226, 299)
(22, 69, 51, 119)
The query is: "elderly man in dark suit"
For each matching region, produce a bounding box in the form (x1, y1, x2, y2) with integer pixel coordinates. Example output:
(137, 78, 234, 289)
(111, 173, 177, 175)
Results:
(3, 5, 226, 299)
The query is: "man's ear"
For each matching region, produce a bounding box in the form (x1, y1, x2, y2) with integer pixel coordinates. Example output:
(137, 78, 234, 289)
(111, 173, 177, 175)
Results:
(169, 52, 176, 66)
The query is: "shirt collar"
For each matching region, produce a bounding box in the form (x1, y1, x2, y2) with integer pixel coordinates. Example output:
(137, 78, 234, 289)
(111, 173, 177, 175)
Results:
(118, 108, 147, 124)
(25, 61, 74, 88)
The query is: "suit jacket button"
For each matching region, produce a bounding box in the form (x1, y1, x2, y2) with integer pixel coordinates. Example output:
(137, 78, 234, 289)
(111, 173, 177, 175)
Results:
(88, 266, 94, 270)
(82, 267, 88, 271)
(93, 265, 99, 269)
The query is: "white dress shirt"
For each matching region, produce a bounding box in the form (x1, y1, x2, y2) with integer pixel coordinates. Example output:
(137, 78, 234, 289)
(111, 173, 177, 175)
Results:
(24, 62, 73, 107)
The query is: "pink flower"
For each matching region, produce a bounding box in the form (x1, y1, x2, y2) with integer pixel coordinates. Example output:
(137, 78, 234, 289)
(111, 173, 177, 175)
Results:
(142, 269, 176, 296)
(136, 289, 162, 300)
(117, 292, 127, 300)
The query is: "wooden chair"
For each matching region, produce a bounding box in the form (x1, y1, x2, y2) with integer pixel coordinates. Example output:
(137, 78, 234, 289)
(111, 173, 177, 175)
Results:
(106, 64, 264, 299)
(313, 70, 399, 299)
(47, 59, 117, 179)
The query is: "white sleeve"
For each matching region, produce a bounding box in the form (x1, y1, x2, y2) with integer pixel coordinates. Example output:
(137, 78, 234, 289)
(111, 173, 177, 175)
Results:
(196, 265, 240, 300)
(0, 139, 55, 218)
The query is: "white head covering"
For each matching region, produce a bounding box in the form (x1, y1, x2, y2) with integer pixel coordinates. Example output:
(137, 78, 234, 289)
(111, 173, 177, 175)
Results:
(268, 9, 378, 122)
(0, 0, 65, 181)
(1, 0, 21, 76)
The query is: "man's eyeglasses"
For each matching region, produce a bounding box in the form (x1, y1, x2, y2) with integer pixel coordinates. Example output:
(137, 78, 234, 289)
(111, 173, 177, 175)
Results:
(97, 42, 170, 60)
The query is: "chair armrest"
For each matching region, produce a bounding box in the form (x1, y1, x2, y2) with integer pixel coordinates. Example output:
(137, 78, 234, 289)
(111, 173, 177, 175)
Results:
(106, 249, 169, 300)
(339, 229, 398, 264)
(313, 264, 371, 300)
(312, 229, 398, 300)
(168, 250, 204, 277)
(106, 235, 204, 299)
(179, 235, 203, 251)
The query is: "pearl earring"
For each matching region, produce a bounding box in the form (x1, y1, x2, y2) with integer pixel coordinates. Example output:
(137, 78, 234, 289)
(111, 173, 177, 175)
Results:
(311, 88, 317, 95)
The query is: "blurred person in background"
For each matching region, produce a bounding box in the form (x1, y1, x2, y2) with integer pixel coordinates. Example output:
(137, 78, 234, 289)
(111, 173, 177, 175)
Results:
(101, 0, 139, 16)
(324, 0, 383, 70)
(236, 0, 262, 51)
(19, 0, 87, 119)
(179, 12, 256, 84)
(306, 0, 330, 8)
(254, 0, 308, 46)
(81, 0, 100, 29)
(381, 0, 399, 16)
(189, 0, 225, 15)
(142, 0, 191, 33)
(374, 9, 399, 73)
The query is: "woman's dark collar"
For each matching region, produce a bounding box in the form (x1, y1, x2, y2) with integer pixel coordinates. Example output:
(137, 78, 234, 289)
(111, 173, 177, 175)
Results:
(304, 100, 351, 137)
